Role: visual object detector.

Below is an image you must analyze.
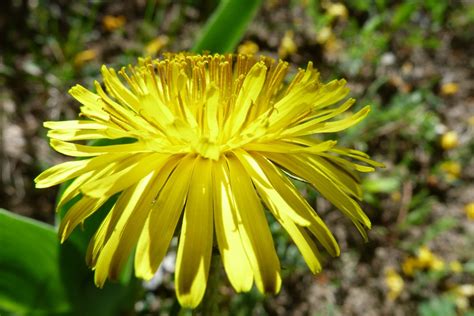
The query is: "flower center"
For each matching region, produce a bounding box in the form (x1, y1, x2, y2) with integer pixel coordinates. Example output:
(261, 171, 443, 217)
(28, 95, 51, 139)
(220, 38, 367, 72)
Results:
(193, 137, 221, 160)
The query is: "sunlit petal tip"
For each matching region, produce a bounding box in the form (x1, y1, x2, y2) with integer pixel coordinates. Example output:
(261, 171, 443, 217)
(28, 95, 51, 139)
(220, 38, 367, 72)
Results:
(36, 53, 382, 306)
(67, 85, 79, 95)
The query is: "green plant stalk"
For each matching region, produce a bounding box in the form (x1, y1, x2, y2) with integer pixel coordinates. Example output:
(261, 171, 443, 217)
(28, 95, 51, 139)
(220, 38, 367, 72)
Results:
(192, 0, 263, 53)
(199, 252, 222, 315)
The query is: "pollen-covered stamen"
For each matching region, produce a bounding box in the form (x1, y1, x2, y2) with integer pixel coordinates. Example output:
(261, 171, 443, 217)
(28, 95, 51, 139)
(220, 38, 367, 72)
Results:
(90, 54, 359, 160)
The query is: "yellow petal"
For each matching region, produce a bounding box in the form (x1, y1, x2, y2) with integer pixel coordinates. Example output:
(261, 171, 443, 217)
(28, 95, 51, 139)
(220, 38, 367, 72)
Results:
(56, 170, 95, 209)
(86, 160, 178, 269)
(243, 140, 336, 154)
(68, 85, 102, 111)
(226, 62, 267, 137)
(101, 65, 140, 110)
(281, 98, 355, 137)
(305, 106, 370, 134)
(213, 160, 253, 292)
(34, 153, 128, 188)
(59, 195, 108, 243)
(252, 153, 340, 256)
(252, 164, 323, 273)
(49, 139, 147, 157)
(310, 79, 350, 110)
(265, 153, 370, 240)
(308, 155, 362, 199)
(94, 185, 140, 286)
(319, 152, 375, 173)
(227, 155, 281, 294)
(175, 158, 214, 308)
(94, 81, 157, 133)
(204, 85, 220, 141)
(267, 79, 349, 132)
(234, 149, 310, 226)
(331, 147, 385, 167)
(134, 155, 194, 279)
(44, 120, 107, 130)
(274, 212, 322, 274)
(80, 153, 169, 198)
(45, 120, 128, 141)
(86, 202, 115, 267)
(93, 169, 163, 285)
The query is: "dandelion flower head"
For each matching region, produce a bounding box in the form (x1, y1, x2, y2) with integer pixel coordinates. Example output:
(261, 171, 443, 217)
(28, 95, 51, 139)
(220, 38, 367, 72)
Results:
(35, 53, 382, 307)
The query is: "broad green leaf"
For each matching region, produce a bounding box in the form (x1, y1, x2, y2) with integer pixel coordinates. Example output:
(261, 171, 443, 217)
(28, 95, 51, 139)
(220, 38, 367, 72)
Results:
(0, 208, 137, 315)
(192, 0, 263, 53)
(0, 208, 71, 314)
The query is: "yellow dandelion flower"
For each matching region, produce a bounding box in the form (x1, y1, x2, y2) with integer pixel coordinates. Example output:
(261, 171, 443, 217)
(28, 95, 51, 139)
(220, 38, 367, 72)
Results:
(416, 246, 445, 271)
(440, 130, 459, 150)
(449, 260, 463, 273)
(35, 53, 382, 308)
(417, 246, 435, 265)
(278, 31, 297, 59)
(402, 257, 419, 276)
(325, 3, 348, 20)
(316, 26, 333, 44)
(102, 15, 126, 31)
(465, 202, 474, 220)
(440, 160, 461, 180)
(430, 257, 445, 271)
(74, 49, 97, 67)
(440, 82, 459, 96)
(450, 284, 474, 310)
(385, 268, 404, 300)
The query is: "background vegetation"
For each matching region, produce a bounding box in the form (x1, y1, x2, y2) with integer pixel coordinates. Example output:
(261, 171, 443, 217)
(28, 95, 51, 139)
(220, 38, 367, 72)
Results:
(1, 0, 473, 315)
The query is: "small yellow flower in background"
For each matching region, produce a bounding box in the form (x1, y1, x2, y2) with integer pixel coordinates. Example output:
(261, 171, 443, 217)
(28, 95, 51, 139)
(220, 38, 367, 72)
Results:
(35, 53, 382, 308)
(278, 31, 297, 59)
(102, 15, 126, 31)
(238, 40, 259, 55)
(385, 268, 404, 300)
(450, 284, 474, 310)
(465, 202, 474, 220)
(403, 246, 446, 276)
(440, 160, 461, 180)
(430, 257, 445, 271)
(418, 246, 445, 270)
(74, 49, 97, 67)
(402, 257, 419, 276)
(145, 35, 169, 56)
(416, 246, 433, 264)
(325, 2, 348, 20)
(449, 260, 463, 273)
(440, 130, 459, 150)
(315, 27, 342, 56)
(440, 82, 459, 96)
(316, 26, 332, 44)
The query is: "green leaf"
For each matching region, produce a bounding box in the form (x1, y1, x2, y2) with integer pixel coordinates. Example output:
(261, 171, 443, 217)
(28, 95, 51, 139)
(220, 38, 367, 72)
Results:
(391, 2, 417, 29)
(192, 0, 263, 53)
(363, 176, 400, 193)
(418, 296, 457, 316)
(0, 208, 71, 314)
(0, 209, 138, 315)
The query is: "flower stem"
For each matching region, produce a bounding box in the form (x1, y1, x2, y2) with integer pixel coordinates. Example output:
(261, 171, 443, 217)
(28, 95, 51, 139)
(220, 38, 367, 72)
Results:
(199, 252, 221, 315)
